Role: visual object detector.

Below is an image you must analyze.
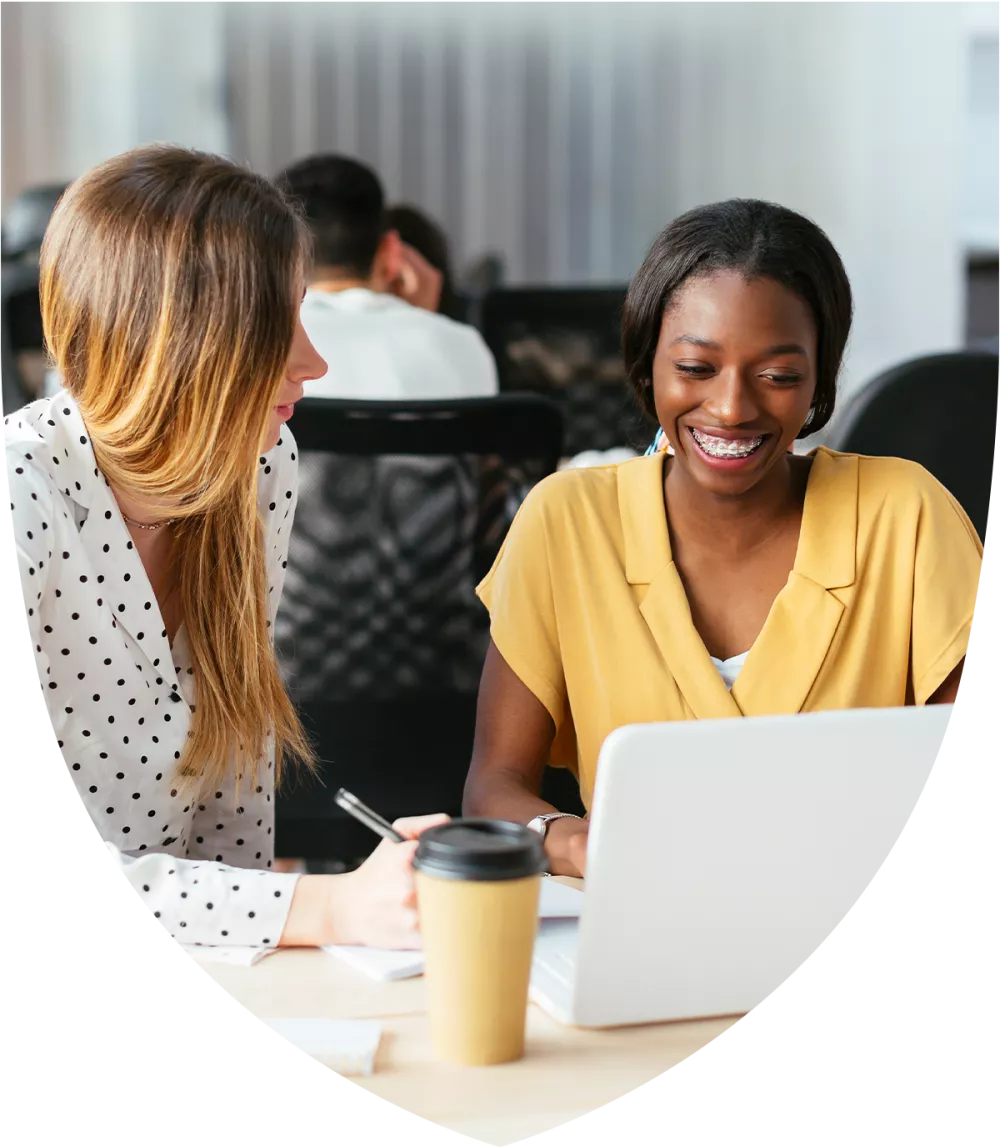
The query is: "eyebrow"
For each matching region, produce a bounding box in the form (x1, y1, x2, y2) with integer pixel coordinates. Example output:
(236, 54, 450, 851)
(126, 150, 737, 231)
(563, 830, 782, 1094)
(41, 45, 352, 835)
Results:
(669, 335, 809, 357)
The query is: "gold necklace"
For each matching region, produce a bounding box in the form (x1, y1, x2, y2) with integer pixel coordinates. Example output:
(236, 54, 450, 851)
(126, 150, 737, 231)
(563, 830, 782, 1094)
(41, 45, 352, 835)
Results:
(122, 514, 176, 531)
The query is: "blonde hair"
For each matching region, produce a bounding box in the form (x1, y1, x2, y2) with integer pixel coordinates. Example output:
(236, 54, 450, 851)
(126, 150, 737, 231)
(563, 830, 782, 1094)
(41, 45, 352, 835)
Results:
(40, 144, 315, 794)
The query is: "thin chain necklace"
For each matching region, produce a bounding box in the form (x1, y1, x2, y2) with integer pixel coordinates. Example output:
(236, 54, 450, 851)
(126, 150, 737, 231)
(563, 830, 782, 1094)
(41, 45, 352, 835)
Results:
(122, 514, 176, 531)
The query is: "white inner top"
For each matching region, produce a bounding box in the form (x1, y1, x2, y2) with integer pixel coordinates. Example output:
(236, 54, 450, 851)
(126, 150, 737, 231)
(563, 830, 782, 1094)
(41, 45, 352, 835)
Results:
(709, 650, 750, 690)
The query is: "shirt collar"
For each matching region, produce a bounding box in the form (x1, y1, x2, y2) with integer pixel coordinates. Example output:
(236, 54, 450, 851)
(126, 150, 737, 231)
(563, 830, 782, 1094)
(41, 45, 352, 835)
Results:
(29, 390, 105, 513)
(618, 446, 858, 591)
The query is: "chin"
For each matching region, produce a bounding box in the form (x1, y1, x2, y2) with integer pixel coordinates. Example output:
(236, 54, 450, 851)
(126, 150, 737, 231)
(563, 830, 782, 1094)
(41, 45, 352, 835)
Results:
(261, 417, 282, 454)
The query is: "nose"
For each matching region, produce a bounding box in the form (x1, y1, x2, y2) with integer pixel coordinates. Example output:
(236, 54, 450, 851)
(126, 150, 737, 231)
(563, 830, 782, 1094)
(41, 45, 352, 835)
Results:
(701, 367, 761, 427)
(287, 316, 327, 385)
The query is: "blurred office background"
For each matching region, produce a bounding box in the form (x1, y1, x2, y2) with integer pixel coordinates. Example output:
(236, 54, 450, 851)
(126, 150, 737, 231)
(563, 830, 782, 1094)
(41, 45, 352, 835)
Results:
(3, 1, 998, 394)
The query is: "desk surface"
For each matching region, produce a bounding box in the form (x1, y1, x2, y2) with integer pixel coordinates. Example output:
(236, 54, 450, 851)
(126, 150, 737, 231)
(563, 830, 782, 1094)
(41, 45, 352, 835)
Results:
(199, 883, 739, 1145)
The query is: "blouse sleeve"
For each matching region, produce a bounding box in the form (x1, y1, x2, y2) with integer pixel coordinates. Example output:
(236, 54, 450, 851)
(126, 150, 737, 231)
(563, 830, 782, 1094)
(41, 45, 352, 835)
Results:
(910, 475, 984, 705)
(476, 477, 567, 723)
(110, 843, 300, 947)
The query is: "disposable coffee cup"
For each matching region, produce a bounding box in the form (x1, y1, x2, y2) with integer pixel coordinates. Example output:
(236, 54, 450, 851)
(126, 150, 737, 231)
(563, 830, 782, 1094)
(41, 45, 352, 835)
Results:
(414, 819, 546, 1066)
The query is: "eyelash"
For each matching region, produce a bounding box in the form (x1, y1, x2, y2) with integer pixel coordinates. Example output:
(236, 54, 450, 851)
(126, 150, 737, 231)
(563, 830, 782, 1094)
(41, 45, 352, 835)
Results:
(674, 364, 802, 385)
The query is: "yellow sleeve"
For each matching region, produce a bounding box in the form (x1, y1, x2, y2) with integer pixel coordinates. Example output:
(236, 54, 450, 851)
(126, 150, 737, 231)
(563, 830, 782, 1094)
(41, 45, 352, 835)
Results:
(476, 479, 566, 724)
(910, 476, 983, 705)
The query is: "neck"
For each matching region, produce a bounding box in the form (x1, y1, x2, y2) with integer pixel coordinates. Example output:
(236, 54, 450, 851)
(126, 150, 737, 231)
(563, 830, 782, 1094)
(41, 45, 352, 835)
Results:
(664, 454, 808, 558)
(110, 483, 177, 529)
(308, 267, 376, 294)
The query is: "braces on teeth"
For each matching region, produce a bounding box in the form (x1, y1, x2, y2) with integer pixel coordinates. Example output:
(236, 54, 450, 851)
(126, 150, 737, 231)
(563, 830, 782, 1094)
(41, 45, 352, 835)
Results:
(691, 430, 764, 458)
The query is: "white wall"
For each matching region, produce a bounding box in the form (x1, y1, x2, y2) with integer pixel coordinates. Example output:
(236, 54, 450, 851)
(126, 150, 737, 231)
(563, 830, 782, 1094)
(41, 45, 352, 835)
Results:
(1, 1, 229, 204)
(2, 2, 993, 399)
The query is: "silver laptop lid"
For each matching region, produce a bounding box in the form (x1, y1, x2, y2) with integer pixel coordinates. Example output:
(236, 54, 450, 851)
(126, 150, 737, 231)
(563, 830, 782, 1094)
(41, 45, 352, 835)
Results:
(573, 705, 952, 1027)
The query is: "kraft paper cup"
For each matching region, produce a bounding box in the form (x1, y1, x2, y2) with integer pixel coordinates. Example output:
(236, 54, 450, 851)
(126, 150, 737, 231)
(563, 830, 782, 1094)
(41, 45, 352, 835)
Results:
(414, 819, 546, 1066)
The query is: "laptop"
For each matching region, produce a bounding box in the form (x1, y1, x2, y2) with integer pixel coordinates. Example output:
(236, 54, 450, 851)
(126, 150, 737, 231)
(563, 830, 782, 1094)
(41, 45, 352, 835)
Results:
(529, 705, 952, 1028)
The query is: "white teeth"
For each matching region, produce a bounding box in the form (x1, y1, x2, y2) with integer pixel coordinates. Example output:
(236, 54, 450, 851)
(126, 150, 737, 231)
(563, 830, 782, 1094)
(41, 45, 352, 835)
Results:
(690, 429, 764, 458)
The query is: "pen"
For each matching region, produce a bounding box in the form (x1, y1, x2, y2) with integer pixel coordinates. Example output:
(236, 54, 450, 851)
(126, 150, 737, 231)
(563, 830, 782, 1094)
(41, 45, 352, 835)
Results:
(334, 787, 407, 844)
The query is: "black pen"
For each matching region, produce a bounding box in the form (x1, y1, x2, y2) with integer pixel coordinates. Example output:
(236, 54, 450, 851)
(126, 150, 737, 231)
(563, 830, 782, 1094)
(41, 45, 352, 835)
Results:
(334, 787, 406, 844)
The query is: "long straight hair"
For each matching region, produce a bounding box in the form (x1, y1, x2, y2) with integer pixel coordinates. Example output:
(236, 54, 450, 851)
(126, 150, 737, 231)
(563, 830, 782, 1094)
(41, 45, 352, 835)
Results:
(40, 144, 315, 795)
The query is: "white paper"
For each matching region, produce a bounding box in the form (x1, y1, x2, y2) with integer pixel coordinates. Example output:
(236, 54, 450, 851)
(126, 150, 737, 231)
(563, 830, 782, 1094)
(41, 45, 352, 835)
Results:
(537, 879, 586, 918)
(263, 1017, 382, 1076)
(322, 878, 584, 982)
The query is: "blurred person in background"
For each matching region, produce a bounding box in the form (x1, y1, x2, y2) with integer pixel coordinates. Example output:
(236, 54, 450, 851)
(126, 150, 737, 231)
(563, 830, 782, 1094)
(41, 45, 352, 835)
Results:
(278, 154, 497, 401)
(385, 202, 463, 321)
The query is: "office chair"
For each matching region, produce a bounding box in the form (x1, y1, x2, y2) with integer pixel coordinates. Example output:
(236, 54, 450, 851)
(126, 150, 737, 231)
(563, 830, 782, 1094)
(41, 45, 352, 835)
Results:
(274, 394, 583, 864)
(1, 183, 67, 262)
(828, 351, 998, 542)
(1, 262, 45, 414)
(479, 286, 645, 456)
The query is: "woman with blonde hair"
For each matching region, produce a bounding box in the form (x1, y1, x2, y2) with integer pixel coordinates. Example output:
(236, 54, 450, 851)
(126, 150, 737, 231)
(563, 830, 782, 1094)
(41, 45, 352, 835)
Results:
(6, 144, 444, 950)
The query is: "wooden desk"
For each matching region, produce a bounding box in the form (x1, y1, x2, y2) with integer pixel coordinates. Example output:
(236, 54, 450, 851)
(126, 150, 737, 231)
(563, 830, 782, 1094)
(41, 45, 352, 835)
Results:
(200, 919, 740, 1144)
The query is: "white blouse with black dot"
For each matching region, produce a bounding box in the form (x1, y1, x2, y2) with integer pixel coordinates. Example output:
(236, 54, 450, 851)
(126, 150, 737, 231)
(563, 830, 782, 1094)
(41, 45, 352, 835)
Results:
(6, 392, 303, 947)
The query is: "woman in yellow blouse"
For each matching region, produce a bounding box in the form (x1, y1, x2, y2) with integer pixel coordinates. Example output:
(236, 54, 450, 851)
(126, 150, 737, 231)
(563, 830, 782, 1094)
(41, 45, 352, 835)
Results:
(464, 199, 983, 878)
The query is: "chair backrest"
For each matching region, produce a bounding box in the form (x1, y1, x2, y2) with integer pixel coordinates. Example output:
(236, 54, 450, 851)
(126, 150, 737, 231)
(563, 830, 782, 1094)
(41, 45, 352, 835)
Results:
(828, 351, 998, 541)
(479, 286, 646, 456)
(274, 394, 576, 861)
(1, 183, 67, 262)
(1, 262, 44, 413)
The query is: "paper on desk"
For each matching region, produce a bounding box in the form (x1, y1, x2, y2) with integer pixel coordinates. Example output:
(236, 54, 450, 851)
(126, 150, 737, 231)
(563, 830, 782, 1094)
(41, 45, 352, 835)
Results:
(323, 878, 584, 982)
(263, 1017, 382, 1076)
(183, 944, 278, 966)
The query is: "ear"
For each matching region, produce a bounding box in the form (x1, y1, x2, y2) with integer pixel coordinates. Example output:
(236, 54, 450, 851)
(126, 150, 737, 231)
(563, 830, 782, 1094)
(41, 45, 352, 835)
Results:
(371, 229, 403, 291)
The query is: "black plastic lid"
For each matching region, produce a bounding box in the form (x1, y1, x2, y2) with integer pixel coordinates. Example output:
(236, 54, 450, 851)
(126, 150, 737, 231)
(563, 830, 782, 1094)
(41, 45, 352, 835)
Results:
(413, 819, 546, 882)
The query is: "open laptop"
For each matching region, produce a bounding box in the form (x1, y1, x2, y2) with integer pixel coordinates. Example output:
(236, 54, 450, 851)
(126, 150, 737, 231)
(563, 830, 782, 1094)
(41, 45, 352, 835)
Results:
(529, 705, 952, 1028)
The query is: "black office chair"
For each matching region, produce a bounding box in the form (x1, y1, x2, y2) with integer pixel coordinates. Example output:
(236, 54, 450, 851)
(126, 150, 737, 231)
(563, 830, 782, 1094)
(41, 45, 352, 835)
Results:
(828, 352, 998, 542)
(1, 262, 44, 414)
(479, 286, 646, 456)
(1, 183, 67, 263)
(274, 394, 583, 864)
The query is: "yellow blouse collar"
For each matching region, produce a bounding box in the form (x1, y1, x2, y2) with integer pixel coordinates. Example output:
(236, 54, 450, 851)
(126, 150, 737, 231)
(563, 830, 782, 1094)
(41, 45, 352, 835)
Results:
(616, 447, 861, 718)
(617, 446, 859, 591)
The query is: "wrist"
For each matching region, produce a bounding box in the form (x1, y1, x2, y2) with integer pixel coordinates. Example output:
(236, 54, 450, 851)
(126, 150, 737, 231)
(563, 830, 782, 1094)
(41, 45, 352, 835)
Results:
(279, 873, 350, 947)
(536, 815, 586, 877)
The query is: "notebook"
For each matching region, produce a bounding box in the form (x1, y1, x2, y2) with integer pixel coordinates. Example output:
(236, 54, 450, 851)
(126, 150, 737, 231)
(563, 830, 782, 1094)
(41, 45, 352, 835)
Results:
(263, 1017, 382, 1075)
(323, 877, 584, 982)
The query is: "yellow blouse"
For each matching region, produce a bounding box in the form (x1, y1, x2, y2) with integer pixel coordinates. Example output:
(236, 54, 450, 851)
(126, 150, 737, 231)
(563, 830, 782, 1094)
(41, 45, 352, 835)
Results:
(477, 448, 983, 810)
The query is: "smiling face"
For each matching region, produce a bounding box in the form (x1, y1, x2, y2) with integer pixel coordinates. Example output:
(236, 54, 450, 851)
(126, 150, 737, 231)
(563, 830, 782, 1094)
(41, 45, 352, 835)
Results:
(651, 270, 818, 498)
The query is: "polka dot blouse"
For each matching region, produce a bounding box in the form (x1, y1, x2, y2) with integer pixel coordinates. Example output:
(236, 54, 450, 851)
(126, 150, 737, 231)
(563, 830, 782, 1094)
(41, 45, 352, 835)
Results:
(6, 392, 303, 947)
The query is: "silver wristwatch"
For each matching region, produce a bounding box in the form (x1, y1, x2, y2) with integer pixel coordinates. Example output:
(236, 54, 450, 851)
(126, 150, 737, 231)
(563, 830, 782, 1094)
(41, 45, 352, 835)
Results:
(526, 812, 582, 840)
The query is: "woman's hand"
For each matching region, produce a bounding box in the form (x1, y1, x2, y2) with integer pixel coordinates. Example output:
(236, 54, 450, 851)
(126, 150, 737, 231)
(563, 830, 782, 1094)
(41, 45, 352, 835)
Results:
(280, 813, 450, 949)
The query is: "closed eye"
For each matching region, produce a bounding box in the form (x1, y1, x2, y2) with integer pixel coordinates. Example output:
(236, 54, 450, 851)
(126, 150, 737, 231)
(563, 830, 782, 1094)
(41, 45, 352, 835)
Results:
(674, 362, 715, 377)
(761, 372, 804, 384)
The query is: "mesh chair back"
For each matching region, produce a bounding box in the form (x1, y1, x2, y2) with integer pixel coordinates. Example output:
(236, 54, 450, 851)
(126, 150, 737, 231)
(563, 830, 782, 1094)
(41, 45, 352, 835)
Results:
(480, 287, 647, 456)
(274, 395, 574, 861)
(828, 352, 997, 541)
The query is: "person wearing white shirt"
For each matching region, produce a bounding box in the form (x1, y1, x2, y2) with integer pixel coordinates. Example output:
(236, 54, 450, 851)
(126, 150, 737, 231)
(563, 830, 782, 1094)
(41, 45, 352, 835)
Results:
(279, 154, 498, 401)
(7, 144, 447, 952)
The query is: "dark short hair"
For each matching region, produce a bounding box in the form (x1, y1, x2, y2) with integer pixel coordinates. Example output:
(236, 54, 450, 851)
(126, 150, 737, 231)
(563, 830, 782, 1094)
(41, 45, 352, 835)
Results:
(277, 154, 386, 277)
(622, 199, 853, 438)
